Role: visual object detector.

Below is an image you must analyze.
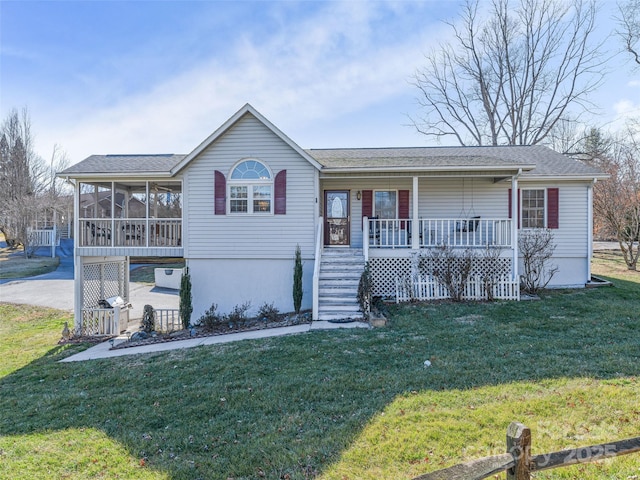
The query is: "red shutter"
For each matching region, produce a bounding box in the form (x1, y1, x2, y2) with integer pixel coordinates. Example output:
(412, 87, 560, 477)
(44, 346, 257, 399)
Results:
(214, 170, 226, 215)
(274, 170, 286, 215)
(361, 190, 373, 219)
(508, 188, 521, 229)
(398, 190, 410, 229)
(547, 188, 559, 229)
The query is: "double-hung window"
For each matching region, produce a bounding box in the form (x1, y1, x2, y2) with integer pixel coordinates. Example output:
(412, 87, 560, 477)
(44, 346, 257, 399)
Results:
(228, 160, 273, 214)
(374, 190, 397, 219)
(521, 189, 545, 228)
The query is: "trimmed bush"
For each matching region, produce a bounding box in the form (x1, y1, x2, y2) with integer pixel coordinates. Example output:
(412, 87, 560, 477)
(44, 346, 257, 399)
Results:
(141, 304, 155, 333)
(293, 244, 303, 314)
(179, 267, 193, 329)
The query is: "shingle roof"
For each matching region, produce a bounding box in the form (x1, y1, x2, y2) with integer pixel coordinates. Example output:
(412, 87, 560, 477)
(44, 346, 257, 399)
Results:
(59, 154, 185, 175)
(59, 145, 604, 179)
(305, 145, 604, 177)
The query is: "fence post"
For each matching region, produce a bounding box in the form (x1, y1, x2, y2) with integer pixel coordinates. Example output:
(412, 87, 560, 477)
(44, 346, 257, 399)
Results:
(507, 422, 531, 480)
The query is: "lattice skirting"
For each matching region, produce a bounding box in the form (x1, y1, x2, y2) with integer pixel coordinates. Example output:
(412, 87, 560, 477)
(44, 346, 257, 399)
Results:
(82, 261, 127, 308)
(369, 257, 412, 297)
(369, 254, 515, 300)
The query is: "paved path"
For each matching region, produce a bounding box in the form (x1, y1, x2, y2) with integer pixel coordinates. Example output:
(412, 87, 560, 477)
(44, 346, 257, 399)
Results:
(60, 321, 370, 362)
(0, 239, 178, 317)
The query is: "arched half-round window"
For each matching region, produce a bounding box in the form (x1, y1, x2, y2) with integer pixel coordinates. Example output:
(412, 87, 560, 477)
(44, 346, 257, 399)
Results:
(230, 160, 272, 180)
(228, 159, 273, 214)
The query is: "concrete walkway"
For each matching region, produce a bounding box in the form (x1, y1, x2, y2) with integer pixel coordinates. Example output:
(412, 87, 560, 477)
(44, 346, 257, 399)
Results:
(60, 321, 370, 362)
(0, 239, 179, 318)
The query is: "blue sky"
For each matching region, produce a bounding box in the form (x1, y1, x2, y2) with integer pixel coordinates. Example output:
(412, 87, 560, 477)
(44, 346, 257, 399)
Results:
(1, 0, 637, 165)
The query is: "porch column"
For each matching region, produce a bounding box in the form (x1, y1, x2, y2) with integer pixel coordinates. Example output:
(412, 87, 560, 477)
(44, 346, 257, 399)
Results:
(411, 176, 420, 250)
(511, 174, 519, 281)
(73, 180, 83, 334)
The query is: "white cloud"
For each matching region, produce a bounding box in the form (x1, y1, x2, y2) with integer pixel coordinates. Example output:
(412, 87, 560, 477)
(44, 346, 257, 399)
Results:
(37, 1, 446, 163)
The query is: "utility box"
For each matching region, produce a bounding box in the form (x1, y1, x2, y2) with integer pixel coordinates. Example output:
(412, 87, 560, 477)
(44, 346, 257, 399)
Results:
(154, 268, 183, 290)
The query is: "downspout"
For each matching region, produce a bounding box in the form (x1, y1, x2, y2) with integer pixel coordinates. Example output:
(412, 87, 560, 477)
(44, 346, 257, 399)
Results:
(511, 169, 521, 283)
(587, 179, 596, 283)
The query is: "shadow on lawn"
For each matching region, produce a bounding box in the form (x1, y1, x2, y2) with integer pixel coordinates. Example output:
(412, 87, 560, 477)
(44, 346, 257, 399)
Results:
(0, 276, 639, 479)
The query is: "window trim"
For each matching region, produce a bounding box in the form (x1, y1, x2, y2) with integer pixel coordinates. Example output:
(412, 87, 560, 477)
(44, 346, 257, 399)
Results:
(227, 159, 274, 215)
(520, 188, 546, 229)
(373, 189, 398, 219)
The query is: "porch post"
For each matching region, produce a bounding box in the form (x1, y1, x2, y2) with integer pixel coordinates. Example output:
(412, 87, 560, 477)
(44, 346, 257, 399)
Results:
(511, 174, 519, 282)
(73, 180, 83, 334)
(411, 176, 420, 250)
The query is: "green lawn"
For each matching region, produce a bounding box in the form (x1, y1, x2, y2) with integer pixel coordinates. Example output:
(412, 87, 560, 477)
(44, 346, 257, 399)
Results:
(0, 253, 638, 479)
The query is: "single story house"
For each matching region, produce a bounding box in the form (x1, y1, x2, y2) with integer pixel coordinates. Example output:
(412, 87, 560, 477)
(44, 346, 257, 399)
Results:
(59, 104, 607, 334)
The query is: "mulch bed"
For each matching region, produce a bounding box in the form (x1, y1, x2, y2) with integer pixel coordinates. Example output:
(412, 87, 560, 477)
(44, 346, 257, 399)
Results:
(110, 311, 313, 350)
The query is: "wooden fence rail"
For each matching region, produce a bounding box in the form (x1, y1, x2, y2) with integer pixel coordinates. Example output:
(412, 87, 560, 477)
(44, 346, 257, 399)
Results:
(414, 422, 640, 480)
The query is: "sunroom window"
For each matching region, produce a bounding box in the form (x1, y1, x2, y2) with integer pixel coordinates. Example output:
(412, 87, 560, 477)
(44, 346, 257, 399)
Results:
(228, 160, 272, 214)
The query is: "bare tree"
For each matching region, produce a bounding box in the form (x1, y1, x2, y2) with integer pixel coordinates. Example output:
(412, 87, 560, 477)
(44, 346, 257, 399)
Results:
(519, 229, 559, 293)
(0, 108, 70, 257)
(592, 121, 640, 270)
(616, 0, 640, 67)
(412, 0, 605, 146)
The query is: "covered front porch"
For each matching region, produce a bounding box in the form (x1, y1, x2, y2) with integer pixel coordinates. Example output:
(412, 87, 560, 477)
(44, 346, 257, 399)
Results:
(315, 172, 523, 310)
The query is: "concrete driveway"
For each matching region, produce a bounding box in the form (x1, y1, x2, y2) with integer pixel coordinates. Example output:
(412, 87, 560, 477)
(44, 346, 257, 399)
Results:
(0, 239, 178, 319)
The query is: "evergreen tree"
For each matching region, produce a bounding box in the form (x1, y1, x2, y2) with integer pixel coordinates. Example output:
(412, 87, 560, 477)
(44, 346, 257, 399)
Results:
(293, 245, 303, 314)
(179, 268, 193, 329)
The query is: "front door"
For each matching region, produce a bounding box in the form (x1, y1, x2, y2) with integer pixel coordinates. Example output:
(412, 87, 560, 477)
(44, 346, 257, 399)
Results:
(324, 191, 350, 246)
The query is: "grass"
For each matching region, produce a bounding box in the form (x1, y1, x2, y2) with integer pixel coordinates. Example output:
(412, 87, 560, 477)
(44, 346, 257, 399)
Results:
(0, 251, 639, 479)
(0, 243, 59, 279)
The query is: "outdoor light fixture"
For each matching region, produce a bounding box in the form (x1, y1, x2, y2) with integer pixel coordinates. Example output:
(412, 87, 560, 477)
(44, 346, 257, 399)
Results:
(356, 191, 362, 200)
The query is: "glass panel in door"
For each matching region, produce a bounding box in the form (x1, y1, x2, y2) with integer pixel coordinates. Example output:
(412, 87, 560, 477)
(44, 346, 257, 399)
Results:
(324, 191, 350, 246)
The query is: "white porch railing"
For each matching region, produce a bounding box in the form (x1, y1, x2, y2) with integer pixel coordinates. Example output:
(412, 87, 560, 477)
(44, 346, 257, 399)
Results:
(312, 217, 324, 321)
(27, 226, 59, 257)
(365, 218, 512, 249)
(81, 307, 122, 335)
(154, 309, 182, 332)
(79, 218, 182, 248)
(396, 274, 520, 302)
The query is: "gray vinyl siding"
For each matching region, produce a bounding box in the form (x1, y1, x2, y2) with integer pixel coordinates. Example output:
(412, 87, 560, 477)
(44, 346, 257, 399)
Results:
(518, 180, 590, 258)
(418, 177, 508, 219)
(184, 114, 318, 259)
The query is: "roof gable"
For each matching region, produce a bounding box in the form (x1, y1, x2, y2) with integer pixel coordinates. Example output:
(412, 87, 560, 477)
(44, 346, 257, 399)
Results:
(171, 103, 322, 174)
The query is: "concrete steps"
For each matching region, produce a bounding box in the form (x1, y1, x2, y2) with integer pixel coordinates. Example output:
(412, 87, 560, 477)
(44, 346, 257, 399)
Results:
(317, 248, 365, 321)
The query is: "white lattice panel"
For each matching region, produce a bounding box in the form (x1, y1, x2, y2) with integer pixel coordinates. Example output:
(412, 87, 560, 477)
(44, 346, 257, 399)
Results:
(371, 254, 513, 300)
(82, 261, 127, 308)
(369, 257, 412, 297)
(418, 256, 512, 278)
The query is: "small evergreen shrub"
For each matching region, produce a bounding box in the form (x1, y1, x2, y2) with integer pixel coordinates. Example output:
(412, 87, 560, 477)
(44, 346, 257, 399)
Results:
(226, 302, 251, 326)
(293, 244, 303, 314)
(179, 267, 193, 329)
(357, 261, 372, 316)
(258, 302, 280, 322)
(198, 303, 223, 331)
(141, 304, 155, 333)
